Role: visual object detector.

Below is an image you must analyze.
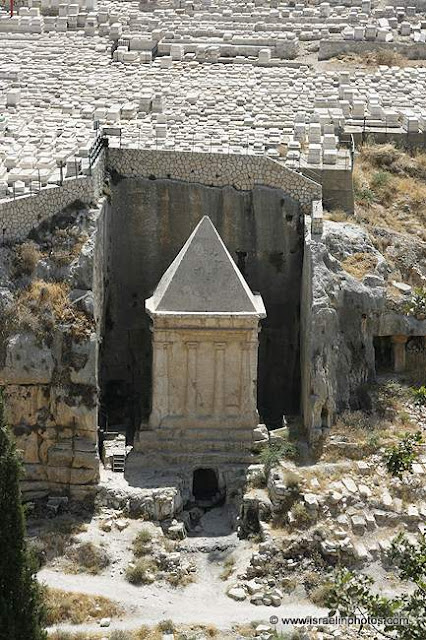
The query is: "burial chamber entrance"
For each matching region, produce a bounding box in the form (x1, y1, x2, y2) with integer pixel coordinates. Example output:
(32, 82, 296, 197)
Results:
(193, 468, 219, 501)
(100, 176, 304, 439)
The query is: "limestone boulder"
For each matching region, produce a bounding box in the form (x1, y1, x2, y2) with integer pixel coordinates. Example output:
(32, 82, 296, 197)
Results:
(227, 586, 247, 601)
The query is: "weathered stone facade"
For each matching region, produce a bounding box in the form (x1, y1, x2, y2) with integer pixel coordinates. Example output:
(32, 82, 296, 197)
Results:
(0, 199, 110, 499)
(130, 217, 266, 484)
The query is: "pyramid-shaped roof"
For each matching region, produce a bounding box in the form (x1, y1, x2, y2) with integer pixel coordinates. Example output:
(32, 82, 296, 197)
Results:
(146, 216, 265, 315)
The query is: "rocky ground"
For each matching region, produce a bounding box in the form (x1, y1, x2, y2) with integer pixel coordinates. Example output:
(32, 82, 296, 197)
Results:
(26, 376, 424, 640)
(9, 143, 425, 639)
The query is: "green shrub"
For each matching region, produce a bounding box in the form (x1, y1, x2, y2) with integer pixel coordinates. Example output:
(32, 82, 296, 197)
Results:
(370, 170, 391, 189)
(0, 391, 47, 639)
(404, 287, 426, 319)
(157, 619, 175, 633)
(383, 431, 423, 479)
(132, 529, 153, 557)
(289, 503, 316, 529)
(125, 558, 157, 585)
(412, 386, 426, 406)
(259, 441, 297, 474)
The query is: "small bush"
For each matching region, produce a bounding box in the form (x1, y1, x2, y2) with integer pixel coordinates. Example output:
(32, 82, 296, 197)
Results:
(259, 441, 297, 474)
(309, 581, 335, 606)
(289, 503, 316, 529)
(365, 432, 381, 454)
(370, 170, 391, 189)
(220, 554, 236, 581)
(13, 242, 41, 276)
(126, 558, 157, 585)
(66, 542, 110, 575)
(383, 431, 423, 479)
(281, 577, 297, 594)
(110, 632, 133, 640)
(404, 288, 426, 320)
(157, 619, 175, 633)
(44, 587, 121, 625)
(166, 570, 195, 588)
(412, 386, 426, 406)
(133, 528, 153, 557)
(283, 470, 301, 490)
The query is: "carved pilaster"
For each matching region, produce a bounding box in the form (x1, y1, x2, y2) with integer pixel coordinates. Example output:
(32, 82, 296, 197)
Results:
(213, 342, 226, 415)
(185, 341, 199, 412)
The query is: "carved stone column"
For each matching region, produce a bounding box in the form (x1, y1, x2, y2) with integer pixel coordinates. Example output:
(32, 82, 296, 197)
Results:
(391, 335, 408, 373)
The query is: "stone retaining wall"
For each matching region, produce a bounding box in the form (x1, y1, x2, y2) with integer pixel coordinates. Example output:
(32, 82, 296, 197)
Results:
(0, 149, 321, 243)
(107, 148, 322, 213)
(0, 151, 105, 242)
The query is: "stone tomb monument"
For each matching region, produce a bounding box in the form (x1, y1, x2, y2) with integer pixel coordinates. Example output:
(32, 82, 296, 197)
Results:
(126, 216, 266, 503)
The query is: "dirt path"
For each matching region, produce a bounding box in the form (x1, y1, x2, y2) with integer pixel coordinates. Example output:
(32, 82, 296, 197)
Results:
(40, 566, 325, 632)
(39, 506, 326, 633)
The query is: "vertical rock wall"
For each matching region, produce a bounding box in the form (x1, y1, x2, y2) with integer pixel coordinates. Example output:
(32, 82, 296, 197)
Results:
(101, 177, 304, 432)
(0, 199, 110, 500)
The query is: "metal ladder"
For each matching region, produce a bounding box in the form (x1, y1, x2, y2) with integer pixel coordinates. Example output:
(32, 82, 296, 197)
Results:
(112, 453, 126, 473)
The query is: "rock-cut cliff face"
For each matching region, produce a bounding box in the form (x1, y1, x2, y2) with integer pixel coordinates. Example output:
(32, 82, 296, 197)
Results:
(0, 200, 109, 500)
(303, 220, 426, 444)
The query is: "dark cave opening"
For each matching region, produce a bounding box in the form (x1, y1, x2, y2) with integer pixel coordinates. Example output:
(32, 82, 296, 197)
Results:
(192, 468, 219, 501)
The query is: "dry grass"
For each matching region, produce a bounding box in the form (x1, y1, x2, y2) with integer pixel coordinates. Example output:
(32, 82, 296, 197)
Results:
(322, 380, 421, 462)
(30, 516, 88, 565)
(13, 241, 41, 277)
(323, 208, 350, 222)
(117, 624, 219, 640)
(335, 50, 408, 68)
(133, 627, 163, 640)
(49, 633, 103, 640)
(341, 252, 378, 279)
(132, 528, 153, 557)
(220, 554, 236, 581)
(44, 587, 122, 626)
(353, 144, 426, 242)
(126, 557, 157, 585)
(49, 228, 88, 266)
(6, 279, 93, 339)
(65, 542, 110, 575)
(289, 502, 316, 530)
(166, 569, 196, 588)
